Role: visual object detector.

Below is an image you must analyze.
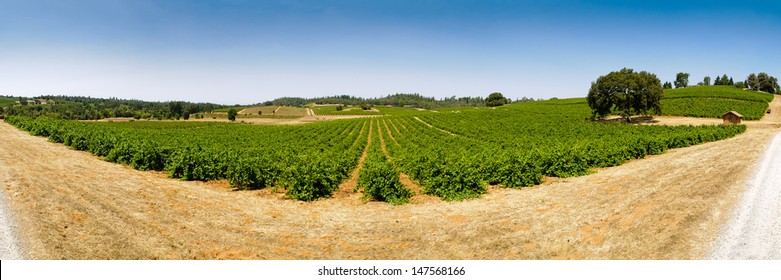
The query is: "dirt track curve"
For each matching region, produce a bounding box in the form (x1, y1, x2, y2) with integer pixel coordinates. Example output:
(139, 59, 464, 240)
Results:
(0, 96, 778, 259)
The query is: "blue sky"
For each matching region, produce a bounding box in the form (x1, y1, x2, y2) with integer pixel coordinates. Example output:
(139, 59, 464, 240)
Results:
(1, 0, 780, 104)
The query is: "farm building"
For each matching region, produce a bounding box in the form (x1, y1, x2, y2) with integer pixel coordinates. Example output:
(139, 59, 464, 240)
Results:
(722, 111, 743, 125)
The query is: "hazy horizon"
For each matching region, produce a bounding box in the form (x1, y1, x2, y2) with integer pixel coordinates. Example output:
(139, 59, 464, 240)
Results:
(2, 0, 780, 104)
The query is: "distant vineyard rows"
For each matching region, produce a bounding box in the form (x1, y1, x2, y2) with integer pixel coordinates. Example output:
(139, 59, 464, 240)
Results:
(661, 86, 772, 120)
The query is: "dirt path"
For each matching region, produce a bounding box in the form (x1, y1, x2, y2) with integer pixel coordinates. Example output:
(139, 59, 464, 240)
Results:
(0, 172, 25, 259)
(709, 132, 781, 259)
(0, 97, 778, 259)
(334, 120, 371, 198)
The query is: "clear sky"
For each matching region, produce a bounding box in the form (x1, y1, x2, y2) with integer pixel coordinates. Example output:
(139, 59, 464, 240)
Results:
(1, 0, 780, 104)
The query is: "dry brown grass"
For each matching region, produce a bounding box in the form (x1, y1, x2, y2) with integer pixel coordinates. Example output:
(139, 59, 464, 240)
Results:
(237, 106, 278, 116)
(273, 106, 306, 117)
(0, 97, 778, 259)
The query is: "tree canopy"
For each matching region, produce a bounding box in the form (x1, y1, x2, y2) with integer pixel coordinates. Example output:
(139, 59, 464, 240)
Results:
(485, 92, 508, 107)
(757, 72, 779, 93)
(587, 68, 664, 121)
(674, 72, 690, 88)
(746, 73, 759, 91)
(745, 72, 779, 93)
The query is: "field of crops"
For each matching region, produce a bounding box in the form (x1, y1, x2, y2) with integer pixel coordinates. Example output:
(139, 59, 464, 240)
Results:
(661, 86, 772, 120)
(5, 96, 748, 203)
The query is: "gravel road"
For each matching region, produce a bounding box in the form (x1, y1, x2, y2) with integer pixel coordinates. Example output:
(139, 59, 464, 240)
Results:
(0, 182, 25, 259)
(709, 131, 781, 259)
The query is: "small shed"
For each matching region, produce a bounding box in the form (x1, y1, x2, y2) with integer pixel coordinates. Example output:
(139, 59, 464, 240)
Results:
(722, 111, 743, 125)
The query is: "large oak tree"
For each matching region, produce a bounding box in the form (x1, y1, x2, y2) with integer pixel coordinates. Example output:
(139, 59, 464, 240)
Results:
(486, 92, 508, 107)
(587, 68, 664, 121)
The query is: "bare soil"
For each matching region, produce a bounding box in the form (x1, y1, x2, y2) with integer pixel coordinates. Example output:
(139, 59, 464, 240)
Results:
(0, 97, 778, 259)
(334, 119, 372, 199)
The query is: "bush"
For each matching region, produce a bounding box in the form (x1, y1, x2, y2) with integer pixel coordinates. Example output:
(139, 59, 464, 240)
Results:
(358, 153, 412, 205)
(486, 92, 507, 107)
(226, 157, 277, 190)
(420, 154, 485, 201)
(280, 156, 345, 201)
(482, 152, 542, 188)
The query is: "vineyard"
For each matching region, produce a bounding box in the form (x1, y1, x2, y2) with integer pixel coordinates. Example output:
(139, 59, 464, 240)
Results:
(661, 85, 772, 120)
(4, 94, 751, 204)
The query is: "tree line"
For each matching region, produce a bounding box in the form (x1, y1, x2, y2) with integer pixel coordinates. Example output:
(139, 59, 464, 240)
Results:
(1, 95, 225, 120)
(669, 72, 779, 93)
(268, 93, 536, 109)
(1, 92, 537, 120)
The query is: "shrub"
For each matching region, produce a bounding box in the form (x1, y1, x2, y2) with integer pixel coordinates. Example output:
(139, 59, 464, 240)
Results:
(358, 153, 412, 205)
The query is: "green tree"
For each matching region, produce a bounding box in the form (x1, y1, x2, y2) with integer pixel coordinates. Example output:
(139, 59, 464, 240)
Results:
(486, 92, 507, 107)
(757, 72, 779, 93)
(720, 74, 730, 85)
(705, 76, 712, 86)
(183, 111, 190, 120)
(674, 72, 690, 88)
(227, 108, 237, 121)
(746, 73, 760, 91)
(168, 101, 183, 119)
(728, 77, 734, 86)
(587, 68, 664, 121)
(663, 81, 673, 89)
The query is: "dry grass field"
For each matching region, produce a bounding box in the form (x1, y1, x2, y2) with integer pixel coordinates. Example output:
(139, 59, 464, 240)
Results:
(237, 106, 278, 116)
